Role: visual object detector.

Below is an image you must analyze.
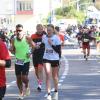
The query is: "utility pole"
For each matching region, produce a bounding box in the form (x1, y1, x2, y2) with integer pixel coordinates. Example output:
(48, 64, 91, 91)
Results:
(76, 0, 80, 11)
(49, 0, 52, 24)
(92, 0, 96, 6)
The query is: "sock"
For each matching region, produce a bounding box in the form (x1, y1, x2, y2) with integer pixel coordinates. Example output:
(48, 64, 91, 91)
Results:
(54, 89, 58, 92)
(38, 79, 42, 85)
(48, 93, 51, 95)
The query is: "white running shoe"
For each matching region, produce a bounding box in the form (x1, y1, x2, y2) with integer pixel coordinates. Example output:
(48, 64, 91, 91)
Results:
(47, 94, 52, 100)
(24, 87, 30, 96)
(52, 92, 58, 100)
(37, 84, 42, 92)
(18, 94, 24, 100)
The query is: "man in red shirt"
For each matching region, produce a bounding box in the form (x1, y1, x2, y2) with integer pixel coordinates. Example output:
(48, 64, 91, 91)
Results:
(31, 24, 46, 91)
(0, 34, 11, 100)
(55, 26, 64, 46)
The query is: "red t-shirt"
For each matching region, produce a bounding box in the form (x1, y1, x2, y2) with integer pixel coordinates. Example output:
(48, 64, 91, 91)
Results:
(0, 39, 10, 87)
(59, 34, 64, 45)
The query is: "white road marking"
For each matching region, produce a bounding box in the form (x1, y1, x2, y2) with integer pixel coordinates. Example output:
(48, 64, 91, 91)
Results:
(7, 81, 16, 88)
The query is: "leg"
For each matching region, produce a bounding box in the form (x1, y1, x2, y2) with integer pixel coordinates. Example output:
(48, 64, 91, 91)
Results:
(34, 66, 39, 80)
(37, 64, 43, 91)
(16, 75, 23, 95)
(82, 44, 86, 58)
(0, 86, 6, 100)
(22, 75, 29, 89)
(52, 67, 59, 92)
(87, 44, 90, 56)
(98, 42, 100, 52)
(83, 48, 86, 58)
(37, 64, 43, 85)
(43, 63, 51, 94)
(33, 57, 43, 91)
(22, 62, 30, 96)
(87, 48, 90, 56)
(15, 64, 23, 95)
(0, 97, 2, 100)
(51, 61, 59, 100)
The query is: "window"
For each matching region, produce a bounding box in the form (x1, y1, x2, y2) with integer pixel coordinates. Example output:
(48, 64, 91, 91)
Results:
(17, 0, 33, 11)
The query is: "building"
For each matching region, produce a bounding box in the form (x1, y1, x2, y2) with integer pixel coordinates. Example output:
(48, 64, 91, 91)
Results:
(0, 0, 62, 32)
(15, 0, 34, 32)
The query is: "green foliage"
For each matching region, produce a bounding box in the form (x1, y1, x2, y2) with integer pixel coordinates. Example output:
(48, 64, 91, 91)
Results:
(55, 6, 85, 24)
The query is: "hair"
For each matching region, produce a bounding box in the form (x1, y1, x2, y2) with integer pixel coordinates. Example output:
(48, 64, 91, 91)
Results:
(55, 26, 60, 32)
(16, 24, 23, 28)
(47, 24, 54, 30)
(36, 24, 43, 28)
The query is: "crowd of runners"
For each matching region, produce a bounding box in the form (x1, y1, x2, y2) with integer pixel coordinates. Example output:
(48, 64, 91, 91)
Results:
(0, 23, 100, 100)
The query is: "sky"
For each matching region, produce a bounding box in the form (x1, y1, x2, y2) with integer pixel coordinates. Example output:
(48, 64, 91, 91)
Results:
(34, 0, 62, 17)
(0, 0, 15, 15)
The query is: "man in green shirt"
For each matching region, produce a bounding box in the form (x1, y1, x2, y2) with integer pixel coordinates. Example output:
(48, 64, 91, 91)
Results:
(10, 24, 35, 99)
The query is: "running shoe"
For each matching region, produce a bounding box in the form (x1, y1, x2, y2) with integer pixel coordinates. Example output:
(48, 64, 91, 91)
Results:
(47, 94, 52, 100)
(52, 92, 58, 100)
(37, 84, 42, 92)
(84, 55, 86, 58)
(18, 94, 24, 100)
(24, 87, 30, 96)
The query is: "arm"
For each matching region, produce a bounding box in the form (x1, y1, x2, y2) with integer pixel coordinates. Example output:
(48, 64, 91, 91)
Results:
(26, 36, 36, 48)
(0, 60, 6, 66)
(48, 37, 61, 57)
(52, 45, 61, 52)
(0, 59, 11, 68)
(9, 38, 15, 54)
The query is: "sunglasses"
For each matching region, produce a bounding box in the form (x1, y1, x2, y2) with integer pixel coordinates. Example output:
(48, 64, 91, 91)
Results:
(16, 30, 22, 32)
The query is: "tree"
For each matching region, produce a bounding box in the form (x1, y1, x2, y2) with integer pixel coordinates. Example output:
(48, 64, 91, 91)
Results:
(55, 6, 85, 24)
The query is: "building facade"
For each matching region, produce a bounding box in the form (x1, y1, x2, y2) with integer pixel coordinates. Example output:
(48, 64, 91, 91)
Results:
(0, 0, 62, 32)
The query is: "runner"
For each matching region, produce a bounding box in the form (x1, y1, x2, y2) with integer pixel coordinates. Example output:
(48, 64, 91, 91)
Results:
(0, 34, 11, 100)
(31, 24, 46, 91)
(42, 24, 61, 100)
(76, 27, 83, 48)
(81, 27, 95, 60)
(95, 28, 100, 52)
(55, 26, 64, 47)
(10, 24, 35, 99)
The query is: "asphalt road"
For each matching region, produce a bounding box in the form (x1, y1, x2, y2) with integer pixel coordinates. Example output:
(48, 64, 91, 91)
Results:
(4, 45, 100, 100)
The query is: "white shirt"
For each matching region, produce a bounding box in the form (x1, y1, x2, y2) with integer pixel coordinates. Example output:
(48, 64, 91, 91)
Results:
(42, 34, 61, 60)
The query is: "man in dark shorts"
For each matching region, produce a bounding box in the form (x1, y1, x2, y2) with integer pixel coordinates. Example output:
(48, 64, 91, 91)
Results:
(31, 24, 46, 91)
(81, 28, 95, 60)
(10, 24, 36, 99)
(0, 34, 11, 100)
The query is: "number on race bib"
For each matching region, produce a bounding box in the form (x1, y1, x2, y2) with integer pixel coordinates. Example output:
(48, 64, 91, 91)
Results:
(46, 49, 53, 53)
(83, 39, 89, 42)
(15, 59, 25, 65)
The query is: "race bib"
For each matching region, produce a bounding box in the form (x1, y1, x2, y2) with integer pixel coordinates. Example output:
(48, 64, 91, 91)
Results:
(83, 39, 89, 42)
(36, 42, 41, 45)
(46, 49, 53, 53)
(15, 59, 25, 65)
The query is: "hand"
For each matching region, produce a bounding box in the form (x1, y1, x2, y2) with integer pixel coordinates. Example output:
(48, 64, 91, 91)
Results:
(48, 38, 52, 45)
(26, 52, 31, 58)
(26, 36, 31, 42)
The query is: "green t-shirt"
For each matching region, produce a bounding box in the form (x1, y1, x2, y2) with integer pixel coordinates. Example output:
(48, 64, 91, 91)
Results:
(14, 37, 30, 63)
